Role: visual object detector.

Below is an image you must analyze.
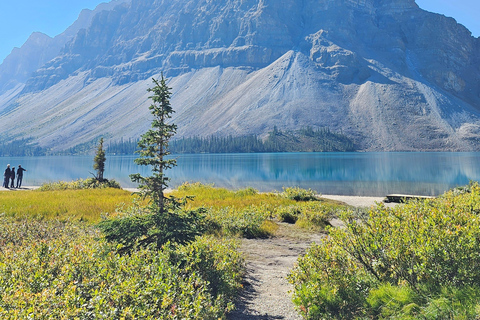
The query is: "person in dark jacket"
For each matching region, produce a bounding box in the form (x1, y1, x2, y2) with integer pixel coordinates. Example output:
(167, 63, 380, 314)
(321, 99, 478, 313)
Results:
(10, 167, 15, 188)
(16, 165, 27, 188)
(3, 164, 11, 188)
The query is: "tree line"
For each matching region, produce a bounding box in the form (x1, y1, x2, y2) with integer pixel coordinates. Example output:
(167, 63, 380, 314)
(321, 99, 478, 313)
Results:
(106, 126, 355, 155)
(0, 128, 355, 156)
(0, 138, 46, 156)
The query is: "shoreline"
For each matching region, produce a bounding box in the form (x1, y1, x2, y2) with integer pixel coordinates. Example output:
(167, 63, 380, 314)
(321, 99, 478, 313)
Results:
(321, 194, 397, 208)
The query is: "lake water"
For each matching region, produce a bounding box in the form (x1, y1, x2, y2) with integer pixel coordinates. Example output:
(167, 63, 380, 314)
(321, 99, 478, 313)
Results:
(1, 152, 479, 196)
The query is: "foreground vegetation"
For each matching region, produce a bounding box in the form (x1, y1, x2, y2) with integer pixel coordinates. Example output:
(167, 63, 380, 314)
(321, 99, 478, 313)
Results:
(171, 183, 339, 237)
(289, 182, 480, 319)
(6, 181, 480, 319)
(0, 217, 242, 319)
(0, 187, 133, 222)
(0, 182, 341, 318)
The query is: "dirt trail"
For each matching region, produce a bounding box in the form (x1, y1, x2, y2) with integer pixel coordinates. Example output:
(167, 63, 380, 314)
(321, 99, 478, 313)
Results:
(227, 196, 390, 319)
(227, 223, 324, 320)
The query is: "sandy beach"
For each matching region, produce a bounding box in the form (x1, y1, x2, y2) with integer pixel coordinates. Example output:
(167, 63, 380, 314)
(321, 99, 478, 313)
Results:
(321, 194, 398, 208)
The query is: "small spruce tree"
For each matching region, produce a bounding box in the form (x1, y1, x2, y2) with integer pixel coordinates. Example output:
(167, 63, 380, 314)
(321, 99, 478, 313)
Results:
(93, 138, 106, 182)
(99, 75, 204, 253)
(129, 76, 177, 213)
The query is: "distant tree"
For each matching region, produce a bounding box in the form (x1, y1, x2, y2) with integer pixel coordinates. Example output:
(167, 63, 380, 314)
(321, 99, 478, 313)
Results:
(93, 138, 106, 182)
(106, 138, 139, 155)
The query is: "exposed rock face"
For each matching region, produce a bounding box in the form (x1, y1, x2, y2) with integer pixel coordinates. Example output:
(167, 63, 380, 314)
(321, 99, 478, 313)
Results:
(0, 32, 56, 93)
(0, 0, 479, 151)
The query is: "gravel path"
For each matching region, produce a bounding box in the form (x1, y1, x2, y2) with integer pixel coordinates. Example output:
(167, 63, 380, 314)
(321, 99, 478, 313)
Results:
(227, 196, 394, 319)
(228, 223, 323, 320)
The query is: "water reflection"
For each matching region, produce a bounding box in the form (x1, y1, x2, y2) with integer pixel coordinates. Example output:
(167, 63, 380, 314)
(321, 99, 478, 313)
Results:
(1, 152, 479, 196)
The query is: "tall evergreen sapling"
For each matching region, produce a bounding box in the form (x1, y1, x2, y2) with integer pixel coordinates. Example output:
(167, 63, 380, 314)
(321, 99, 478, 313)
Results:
(93, 138, 106, 182)
(99, 75, 204, 252)
(130, 76, 177, 213)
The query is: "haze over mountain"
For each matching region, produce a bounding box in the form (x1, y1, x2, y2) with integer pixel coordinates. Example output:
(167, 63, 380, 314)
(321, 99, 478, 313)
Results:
(1, 0, 479, 152)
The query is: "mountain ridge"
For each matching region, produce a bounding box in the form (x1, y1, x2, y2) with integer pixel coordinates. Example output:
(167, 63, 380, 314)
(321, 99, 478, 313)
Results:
(1, 0, 479, 152)
(0, 0, 130, 94)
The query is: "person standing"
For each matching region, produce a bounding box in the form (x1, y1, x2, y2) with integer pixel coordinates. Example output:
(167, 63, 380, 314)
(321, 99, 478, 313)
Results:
(3, 164, 11, 188)
(16, 165, 27, 188)
(10, 167, 16, 188)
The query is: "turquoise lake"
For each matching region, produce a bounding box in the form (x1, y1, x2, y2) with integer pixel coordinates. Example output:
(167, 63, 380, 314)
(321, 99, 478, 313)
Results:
(1, 152, 480, 196)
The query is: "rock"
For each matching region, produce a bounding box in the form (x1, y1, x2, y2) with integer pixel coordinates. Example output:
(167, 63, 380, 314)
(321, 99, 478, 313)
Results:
(0, 0, 479, 151)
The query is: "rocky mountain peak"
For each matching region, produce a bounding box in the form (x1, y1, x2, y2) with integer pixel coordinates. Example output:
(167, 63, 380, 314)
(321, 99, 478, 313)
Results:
(0, 0, 479, 152)
(26, 32, 53, 45)
(0, 0, 131, 94)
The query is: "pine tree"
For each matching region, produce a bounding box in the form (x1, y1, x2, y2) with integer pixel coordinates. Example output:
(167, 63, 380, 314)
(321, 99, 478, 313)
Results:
(93, 138, 106, 182)
(130, 75, 177, 214)
(99, 75, 204, 253)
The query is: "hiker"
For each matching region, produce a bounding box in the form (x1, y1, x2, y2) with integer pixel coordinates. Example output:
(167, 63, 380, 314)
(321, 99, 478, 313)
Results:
(3, 164, 11, 188)
(10, 167, 16, 188)
(16, 165, 27, 188)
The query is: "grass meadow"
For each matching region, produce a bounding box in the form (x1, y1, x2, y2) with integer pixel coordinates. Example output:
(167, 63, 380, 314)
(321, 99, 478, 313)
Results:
(0, 188, 138, 222)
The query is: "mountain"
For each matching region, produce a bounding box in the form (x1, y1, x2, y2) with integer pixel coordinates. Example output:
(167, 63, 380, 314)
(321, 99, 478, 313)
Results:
(0, 0, 130, 98)
(1, 0, 479, 152)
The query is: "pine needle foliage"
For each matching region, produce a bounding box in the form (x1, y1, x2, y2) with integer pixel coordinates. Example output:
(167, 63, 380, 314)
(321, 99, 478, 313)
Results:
(130, 75, 177, 213)
(99, 76, 204, 253)
(93, 137, 106, 182)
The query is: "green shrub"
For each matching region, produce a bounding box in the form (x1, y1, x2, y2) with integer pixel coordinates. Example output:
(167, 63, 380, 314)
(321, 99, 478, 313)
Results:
(177, 181, 214, 192)
(289, 182, 480, 319)
(289, 240, 374, 319)
(234, 187, 258, 197)
(297, 202, 336, 229)
(275, 202, 336, 229)
(98, 205, 207, 253)
(276, 205, 301, 223)
(281, 187, 319, 201)
(38, 178, 121, 191)
(169, 235, 244, 304)
(0, 217, 243, 319)
(206, 206, 271, 238)
(366, 285, 480, 319)
(84, 177, 121, 189)
(366, 283, 418, 319)
(421, 286, 480, 320)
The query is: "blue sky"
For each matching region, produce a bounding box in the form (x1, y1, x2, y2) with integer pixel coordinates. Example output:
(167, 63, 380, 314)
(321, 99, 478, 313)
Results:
(0, 0, 479, 64)
(0, 0, 105, 63)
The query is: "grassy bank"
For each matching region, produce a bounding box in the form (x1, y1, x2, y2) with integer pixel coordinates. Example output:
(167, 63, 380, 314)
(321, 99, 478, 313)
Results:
(0, 188, 137, 222)
(1, 183, 344, 234)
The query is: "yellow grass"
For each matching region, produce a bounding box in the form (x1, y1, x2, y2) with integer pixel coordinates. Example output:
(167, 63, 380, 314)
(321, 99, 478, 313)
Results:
(0, 188, 139, 222)
(0, 183, 345, 236)
(170, 183, 297, 211)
